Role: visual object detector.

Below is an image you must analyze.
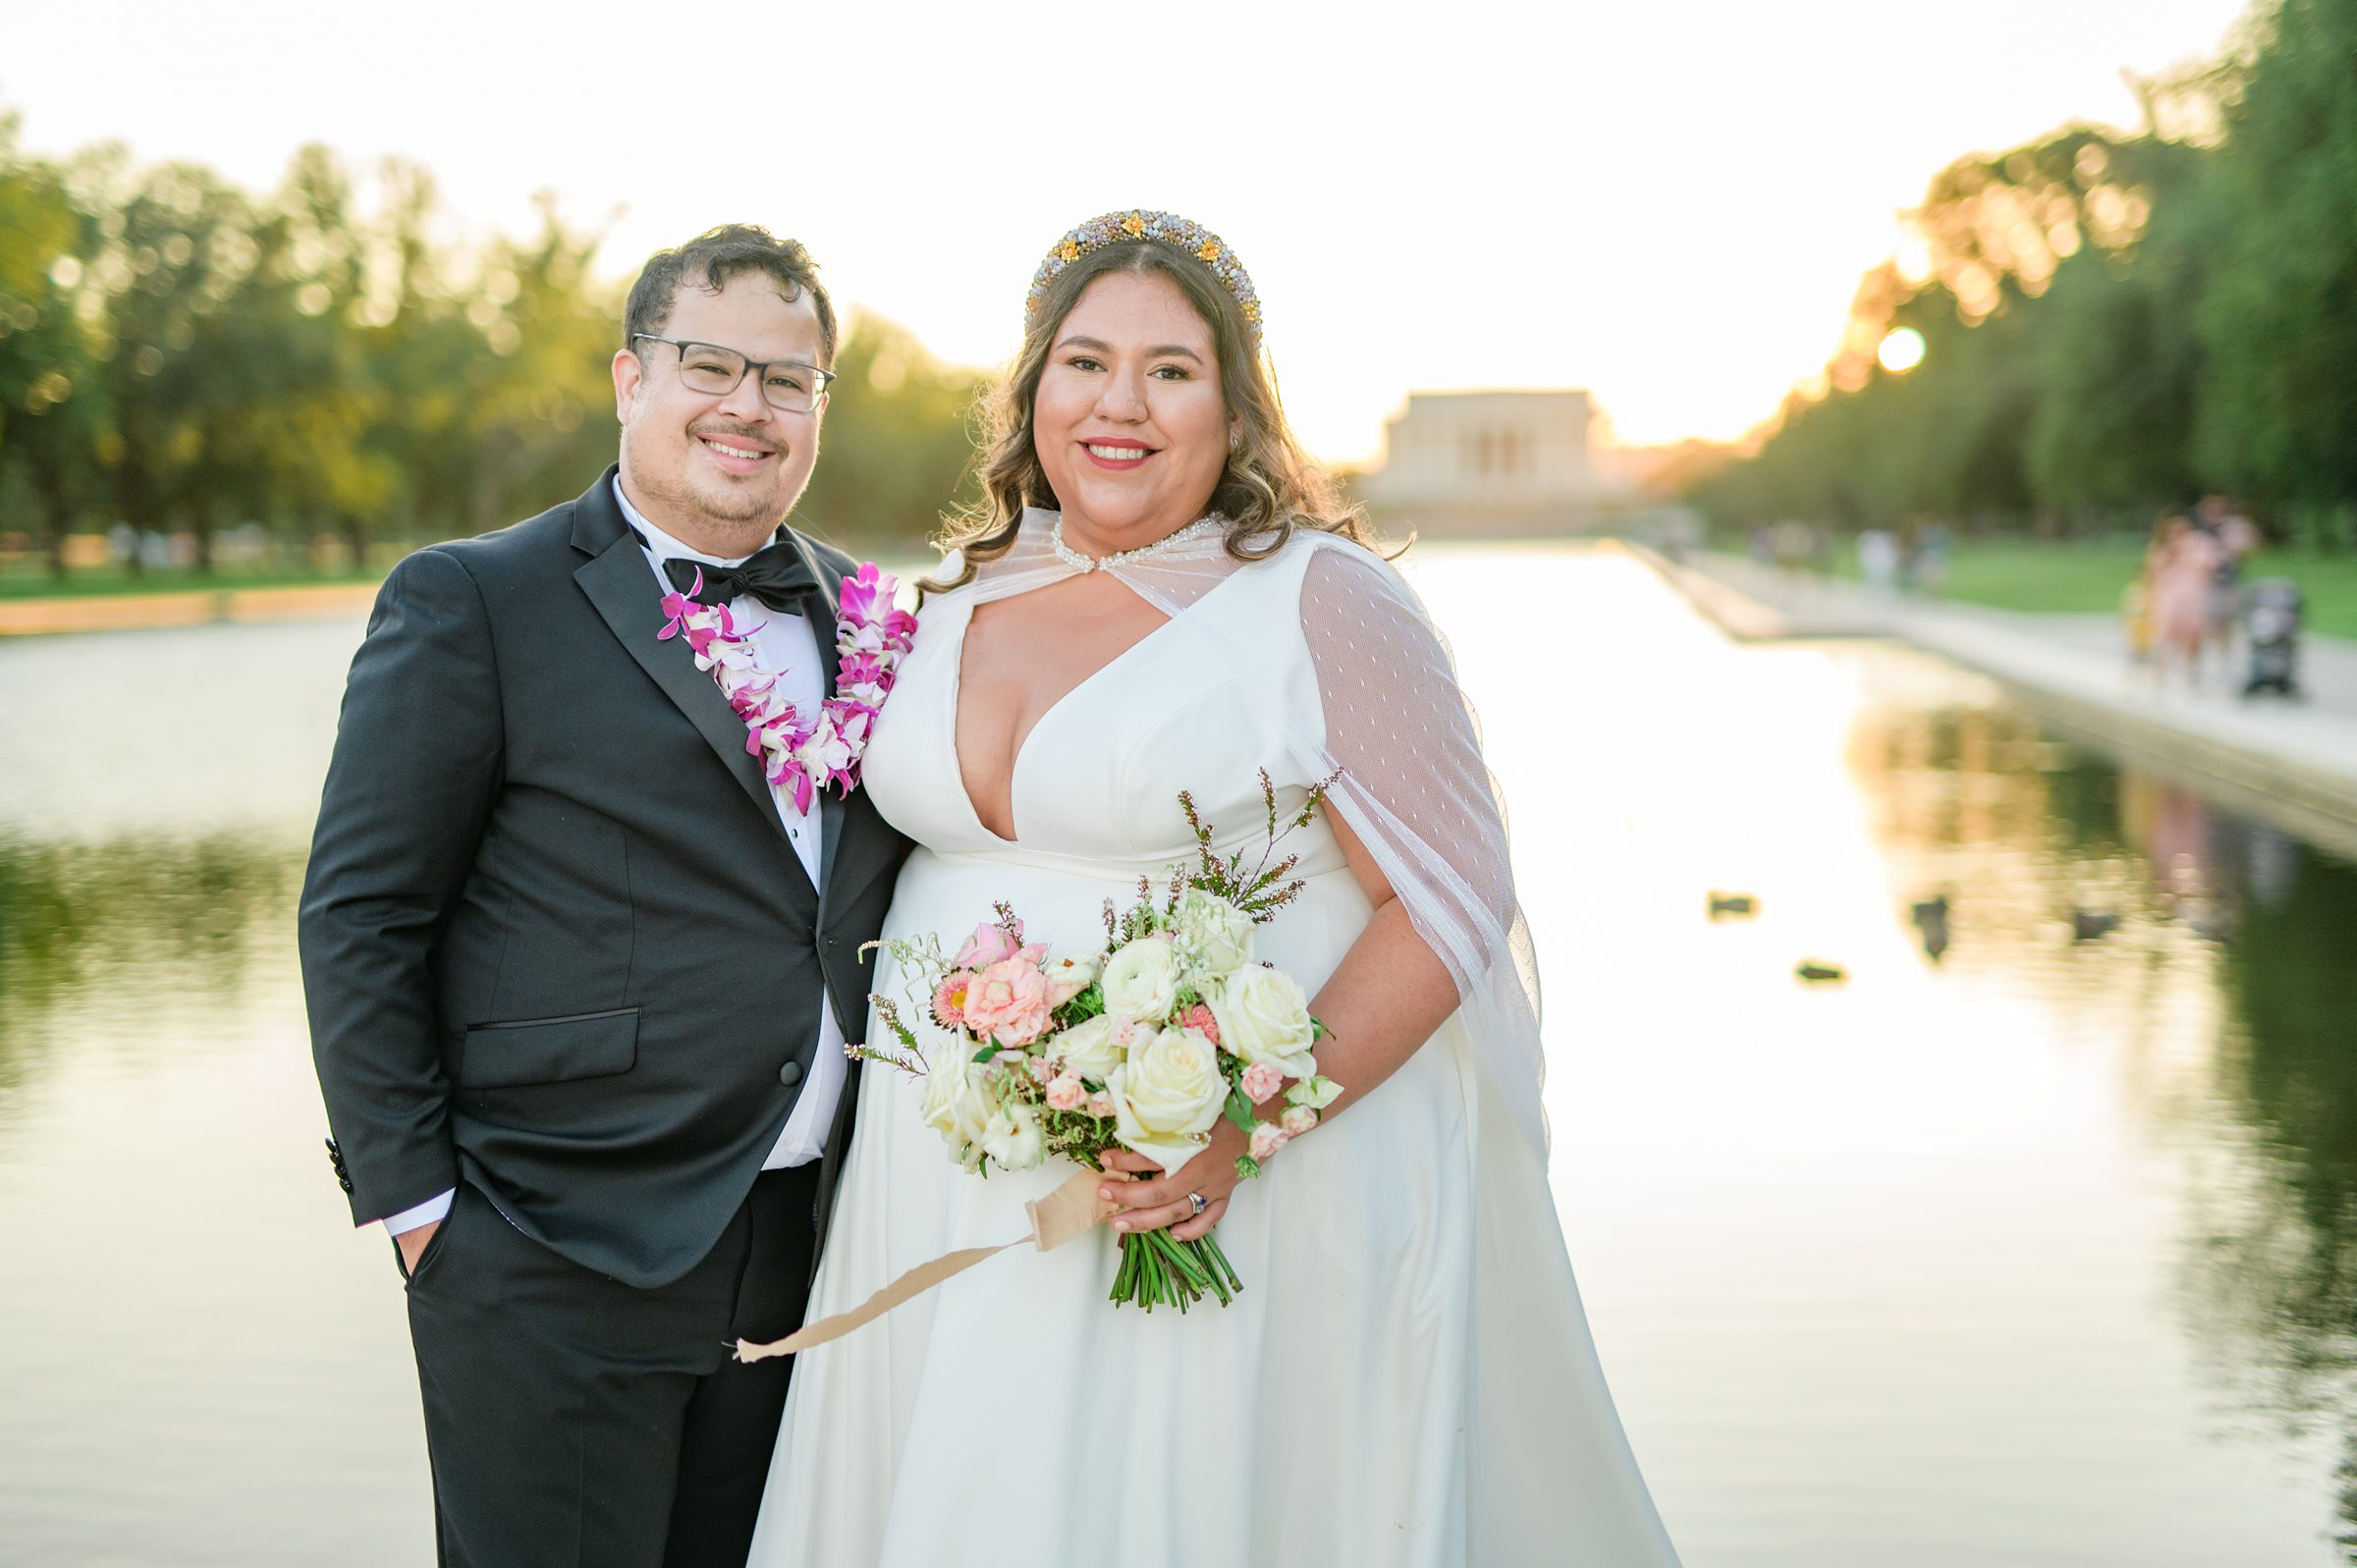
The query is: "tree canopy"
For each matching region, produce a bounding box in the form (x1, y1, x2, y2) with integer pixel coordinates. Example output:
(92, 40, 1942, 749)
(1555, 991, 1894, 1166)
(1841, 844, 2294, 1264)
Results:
(0, 118, 986, 577)
(1694, 0, 2357, 547)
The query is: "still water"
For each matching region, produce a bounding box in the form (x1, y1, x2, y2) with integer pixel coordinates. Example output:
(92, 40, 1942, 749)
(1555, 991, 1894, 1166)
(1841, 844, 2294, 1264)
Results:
(2, 545, 2353, 1565)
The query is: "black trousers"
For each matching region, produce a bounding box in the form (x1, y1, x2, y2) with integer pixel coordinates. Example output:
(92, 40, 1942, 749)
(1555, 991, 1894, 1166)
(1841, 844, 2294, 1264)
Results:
(403, 1164, 822, 1568)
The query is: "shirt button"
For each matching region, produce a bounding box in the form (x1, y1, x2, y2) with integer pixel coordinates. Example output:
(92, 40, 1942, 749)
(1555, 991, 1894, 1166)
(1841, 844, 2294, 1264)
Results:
(778, 1061, 804, 1088)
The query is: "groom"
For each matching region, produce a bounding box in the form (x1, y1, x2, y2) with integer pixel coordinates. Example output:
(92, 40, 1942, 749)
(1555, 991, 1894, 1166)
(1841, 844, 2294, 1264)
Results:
(301, 225, 907, 1566)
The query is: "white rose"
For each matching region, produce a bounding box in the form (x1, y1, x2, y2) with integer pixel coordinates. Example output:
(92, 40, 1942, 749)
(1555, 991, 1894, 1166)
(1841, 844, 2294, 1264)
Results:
(1105, 1024, 1228, 1172)
(1042, 951, 1102, 1007)
(980, 1103, 1047, 1171)
(1172, 888, 1255, 980)
(1099, 936, 1181, 1021)
(919, 1060, 992, 1166)
(1207, 965, 1317, 1080)
(1053, 1013, 1127, 1082)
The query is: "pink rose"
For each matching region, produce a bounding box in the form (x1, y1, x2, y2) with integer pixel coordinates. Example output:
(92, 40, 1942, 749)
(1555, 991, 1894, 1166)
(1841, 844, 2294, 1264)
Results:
(1179, 1001, 1221, 1045)
(960, 956, 1053, 1047)
(931, 971, 975, 1030)
(1024, 1054, 1057, 1085)
(1248, 1122, 1289, 1162)
(1045, 1074, 1087, 1111)
(1281, 1105, 1319, 1138)
(1086, 1092, 1116, 1119)
(952, 919, 1024, 970)
(1239, 1060, 1284, 1105)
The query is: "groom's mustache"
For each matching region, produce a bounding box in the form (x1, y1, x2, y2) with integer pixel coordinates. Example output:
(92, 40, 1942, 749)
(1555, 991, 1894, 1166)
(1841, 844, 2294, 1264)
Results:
(688, 420, 781, 453)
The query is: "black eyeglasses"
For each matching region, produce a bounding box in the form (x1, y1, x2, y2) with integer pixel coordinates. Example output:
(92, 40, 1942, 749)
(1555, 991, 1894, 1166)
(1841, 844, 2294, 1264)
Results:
(630, 334, 837, 413)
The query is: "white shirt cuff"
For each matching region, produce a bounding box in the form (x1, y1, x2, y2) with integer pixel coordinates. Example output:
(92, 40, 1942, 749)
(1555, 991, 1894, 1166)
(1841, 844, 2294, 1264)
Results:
(381, 1188, 455, 1236)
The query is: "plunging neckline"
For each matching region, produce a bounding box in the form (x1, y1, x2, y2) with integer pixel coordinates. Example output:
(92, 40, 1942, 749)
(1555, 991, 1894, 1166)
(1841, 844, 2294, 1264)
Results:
(945, 587, 1179, 846)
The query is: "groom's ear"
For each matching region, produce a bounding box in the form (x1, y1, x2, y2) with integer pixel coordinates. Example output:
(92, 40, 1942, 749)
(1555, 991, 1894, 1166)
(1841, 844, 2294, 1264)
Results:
(613, 347, 643, 425)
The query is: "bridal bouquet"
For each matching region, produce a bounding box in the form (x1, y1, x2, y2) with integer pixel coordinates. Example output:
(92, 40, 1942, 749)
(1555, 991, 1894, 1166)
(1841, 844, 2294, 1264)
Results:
(855, 774, 1342, 1312)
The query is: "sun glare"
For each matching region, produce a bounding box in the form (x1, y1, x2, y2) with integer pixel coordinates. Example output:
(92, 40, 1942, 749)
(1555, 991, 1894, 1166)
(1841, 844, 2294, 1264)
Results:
(1878, 327, 1927, 374)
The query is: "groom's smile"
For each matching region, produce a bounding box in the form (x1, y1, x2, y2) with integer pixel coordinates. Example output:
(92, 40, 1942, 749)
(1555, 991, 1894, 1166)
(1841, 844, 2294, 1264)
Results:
(692, 423, 781, 476)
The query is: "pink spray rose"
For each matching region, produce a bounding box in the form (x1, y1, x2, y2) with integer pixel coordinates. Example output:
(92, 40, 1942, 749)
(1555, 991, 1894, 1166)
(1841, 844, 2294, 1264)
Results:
(1281, 1105, 1319, 1138)
(1248, 1122, 1290, 1162)
(1178, 1001, 1221, 1045)
(1045, 1073, 1087, 1111)
(959, 956, 1053, 1047)
(952, 919, 1025, 970)
(1239, 1060, 1285, 1105)
(1086, 1091, 1116, 1119)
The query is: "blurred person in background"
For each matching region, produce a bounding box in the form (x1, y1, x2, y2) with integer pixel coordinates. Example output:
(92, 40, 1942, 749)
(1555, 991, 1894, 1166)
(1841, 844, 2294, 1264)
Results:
(1858, 526, 1899, 595)
(2198, 494, 2262, 661)
(2146, 512, 2224, 684)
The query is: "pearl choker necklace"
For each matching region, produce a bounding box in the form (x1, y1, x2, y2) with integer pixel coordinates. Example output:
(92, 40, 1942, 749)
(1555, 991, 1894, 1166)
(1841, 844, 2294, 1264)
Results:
(1050, 514, 1224, 574)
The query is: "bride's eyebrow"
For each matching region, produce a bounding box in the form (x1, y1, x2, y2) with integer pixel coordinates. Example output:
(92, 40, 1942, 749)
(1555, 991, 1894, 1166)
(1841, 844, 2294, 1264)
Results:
(1053, 334, 1204, 364)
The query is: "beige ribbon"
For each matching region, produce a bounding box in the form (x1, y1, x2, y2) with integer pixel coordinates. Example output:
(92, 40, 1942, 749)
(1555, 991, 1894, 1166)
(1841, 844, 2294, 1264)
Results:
(735, 1167, 1118, 1363)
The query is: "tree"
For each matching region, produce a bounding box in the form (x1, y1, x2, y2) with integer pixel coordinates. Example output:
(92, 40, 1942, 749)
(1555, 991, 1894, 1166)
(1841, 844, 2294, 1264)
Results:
(0, 118, 110, 575)
(2193, 0, 2357, 530)
(793, 311, 986, 548)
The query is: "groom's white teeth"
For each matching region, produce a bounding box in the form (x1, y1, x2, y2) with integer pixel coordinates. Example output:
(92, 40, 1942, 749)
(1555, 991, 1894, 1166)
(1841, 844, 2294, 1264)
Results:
(705, 439, 768, 460)
(1087, 444, 1149, 460)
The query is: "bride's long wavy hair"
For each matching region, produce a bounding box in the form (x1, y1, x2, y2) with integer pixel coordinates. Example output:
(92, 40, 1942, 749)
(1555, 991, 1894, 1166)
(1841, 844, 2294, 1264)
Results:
(926, 241, 1370, 590)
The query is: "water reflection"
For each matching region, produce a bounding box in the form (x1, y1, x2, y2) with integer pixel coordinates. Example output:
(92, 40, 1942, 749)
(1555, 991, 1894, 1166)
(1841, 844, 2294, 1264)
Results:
(1843, 662, 2357, 1556)
(7, 564, 2357, 1563)
(0, 833, 301, 1102)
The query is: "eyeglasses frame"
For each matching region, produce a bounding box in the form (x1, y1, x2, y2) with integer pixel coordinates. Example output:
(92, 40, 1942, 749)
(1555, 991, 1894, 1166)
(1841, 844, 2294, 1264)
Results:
(629, 333, 839, 412)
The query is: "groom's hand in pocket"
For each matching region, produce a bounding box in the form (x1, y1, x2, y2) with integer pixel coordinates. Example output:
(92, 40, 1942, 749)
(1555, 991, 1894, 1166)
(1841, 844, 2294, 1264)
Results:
(396, 1220, 441, 1275)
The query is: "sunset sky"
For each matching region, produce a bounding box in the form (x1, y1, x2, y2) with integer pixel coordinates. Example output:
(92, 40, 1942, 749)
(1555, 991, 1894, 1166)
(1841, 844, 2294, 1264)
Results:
(5, 0, 2253, 463)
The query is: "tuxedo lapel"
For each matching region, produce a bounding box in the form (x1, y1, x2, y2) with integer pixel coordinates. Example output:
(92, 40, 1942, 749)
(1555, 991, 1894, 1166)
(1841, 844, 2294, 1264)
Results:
(570, 472, 817, 912)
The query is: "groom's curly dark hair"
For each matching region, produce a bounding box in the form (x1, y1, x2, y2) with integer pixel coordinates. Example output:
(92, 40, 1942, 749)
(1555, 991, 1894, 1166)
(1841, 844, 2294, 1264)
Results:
(624, 224, 840, 368)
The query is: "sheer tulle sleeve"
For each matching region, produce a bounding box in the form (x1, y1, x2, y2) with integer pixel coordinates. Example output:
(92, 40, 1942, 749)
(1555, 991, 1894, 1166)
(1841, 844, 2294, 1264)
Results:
(1294, 543, 1549, 1150)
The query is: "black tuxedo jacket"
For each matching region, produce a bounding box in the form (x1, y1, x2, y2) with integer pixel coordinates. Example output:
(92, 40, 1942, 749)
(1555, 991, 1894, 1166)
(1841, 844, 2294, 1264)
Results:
(300, 466, 909, 1287)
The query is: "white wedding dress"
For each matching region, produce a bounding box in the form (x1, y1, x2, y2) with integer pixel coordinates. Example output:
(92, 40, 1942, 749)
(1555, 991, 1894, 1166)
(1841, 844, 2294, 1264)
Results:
(748, 514, 1680, 1567)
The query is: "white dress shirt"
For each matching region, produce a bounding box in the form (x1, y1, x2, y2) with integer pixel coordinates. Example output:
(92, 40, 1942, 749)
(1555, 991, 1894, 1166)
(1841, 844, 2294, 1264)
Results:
(380, 482, 848, 1236)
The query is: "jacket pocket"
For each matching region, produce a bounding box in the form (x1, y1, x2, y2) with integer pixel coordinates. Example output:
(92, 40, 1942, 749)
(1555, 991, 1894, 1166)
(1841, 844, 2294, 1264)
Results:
(459, 1007, 638, 1089)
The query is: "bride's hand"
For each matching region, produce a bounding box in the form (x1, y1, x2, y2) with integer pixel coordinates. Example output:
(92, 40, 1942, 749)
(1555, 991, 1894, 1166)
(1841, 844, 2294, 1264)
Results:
(1098, 1119, 1251, 1242)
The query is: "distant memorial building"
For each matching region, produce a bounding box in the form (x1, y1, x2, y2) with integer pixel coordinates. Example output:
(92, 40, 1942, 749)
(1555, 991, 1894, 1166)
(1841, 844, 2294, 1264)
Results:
(1359, 389, 1617, 536)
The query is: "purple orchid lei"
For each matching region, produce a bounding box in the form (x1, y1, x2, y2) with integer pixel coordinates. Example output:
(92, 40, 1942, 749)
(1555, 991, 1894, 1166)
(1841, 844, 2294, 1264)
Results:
(657, 561, 918, 815)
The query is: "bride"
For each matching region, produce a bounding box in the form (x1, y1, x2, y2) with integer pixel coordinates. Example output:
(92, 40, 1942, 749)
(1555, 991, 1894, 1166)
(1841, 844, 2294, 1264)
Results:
(749, 211, 1681, 1566)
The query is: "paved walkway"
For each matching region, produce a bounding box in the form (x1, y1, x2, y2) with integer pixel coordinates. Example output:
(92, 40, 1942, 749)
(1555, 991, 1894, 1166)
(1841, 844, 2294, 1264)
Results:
(1644, 548, 2357, 835)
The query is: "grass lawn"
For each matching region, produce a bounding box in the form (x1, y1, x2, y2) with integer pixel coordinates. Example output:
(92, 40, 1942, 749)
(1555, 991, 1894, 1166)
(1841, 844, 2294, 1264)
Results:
(0, 564, 382, 601)
(1832, 538, 2357, 640)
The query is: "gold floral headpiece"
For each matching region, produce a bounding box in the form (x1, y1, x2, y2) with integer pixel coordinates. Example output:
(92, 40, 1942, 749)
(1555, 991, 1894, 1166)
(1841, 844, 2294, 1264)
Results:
(1025, 209, 1263, 346)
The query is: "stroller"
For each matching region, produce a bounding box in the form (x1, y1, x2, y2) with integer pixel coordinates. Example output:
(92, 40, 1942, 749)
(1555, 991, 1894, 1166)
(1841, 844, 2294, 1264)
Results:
(2241, 577, 2304, 697)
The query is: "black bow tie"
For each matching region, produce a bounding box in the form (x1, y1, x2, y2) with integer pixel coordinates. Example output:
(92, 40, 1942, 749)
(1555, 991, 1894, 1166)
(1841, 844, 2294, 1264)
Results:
(647, 534, 820, 613)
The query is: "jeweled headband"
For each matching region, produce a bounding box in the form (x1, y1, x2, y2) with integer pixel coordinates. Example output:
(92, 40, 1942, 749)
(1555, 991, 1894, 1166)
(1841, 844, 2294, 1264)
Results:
(1024, 209, 1263, 346)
